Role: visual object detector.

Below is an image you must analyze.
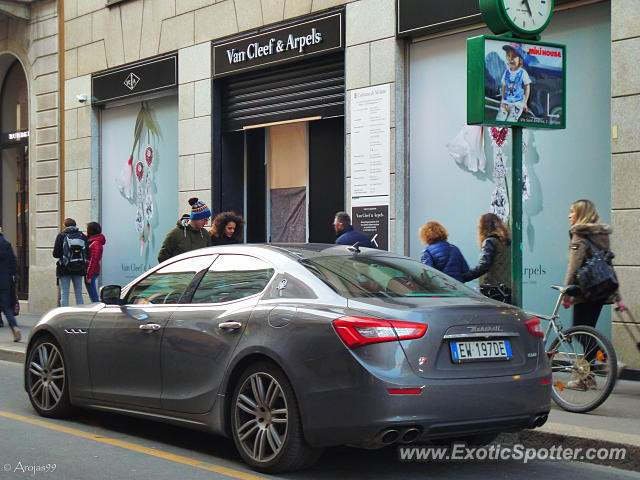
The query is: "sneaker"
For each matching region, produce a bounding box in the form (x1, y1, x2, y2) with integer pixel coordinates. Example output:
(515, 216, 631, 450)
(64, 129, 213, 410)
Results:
(12, 327, 21, 342)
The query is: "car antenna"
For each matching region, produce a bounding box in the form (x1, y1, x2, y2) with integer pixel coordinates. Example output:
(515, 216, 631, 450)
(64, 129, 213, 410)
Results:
(347, 241, 361, 254)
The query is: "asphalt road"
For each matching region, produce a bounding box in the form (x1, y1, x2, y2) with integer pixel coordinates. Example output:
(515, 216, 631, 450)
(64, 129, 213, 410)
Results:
(1, 360, 638, 480)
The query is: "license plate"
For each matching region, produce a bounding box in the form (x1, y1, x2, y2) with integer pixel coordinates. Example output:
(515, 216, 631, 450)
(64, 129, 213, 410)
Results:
(450, 339, 512, 362)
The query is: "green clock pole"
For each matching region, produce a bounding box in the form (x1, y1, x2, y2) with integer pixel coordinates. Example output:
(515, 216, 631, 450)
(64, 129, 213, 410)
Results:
(511, 126, 523, 307)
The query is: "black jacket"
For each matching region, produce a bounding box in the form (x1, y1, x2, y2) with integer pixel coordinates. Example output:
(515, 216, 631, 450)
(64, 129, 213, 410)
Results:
(53, 226, 89, 277)
(0, 233, 17, 290)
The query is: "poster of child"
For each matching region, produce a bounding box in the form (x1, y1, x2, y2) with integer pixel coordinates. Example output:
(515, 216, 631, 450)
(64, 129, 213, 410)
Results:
(481, 38, 565, 127)
(496, 43, 531, 122)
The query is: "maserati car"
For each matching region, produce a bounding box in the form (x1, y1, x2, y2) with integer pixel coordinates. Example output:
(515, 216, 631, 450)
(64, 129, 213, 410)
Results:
(24, 244, 551, 473)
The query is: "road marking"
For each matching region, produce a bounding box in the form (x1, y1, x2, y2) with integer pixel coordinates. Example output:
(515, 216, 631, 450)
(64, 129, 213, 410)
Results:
(0, 410, 269, 480)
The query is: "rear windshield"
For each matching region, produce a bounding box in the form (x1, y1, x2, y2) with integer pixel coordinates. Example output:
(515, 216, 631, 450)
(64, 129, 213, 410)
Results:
(300, 255, 479, 298)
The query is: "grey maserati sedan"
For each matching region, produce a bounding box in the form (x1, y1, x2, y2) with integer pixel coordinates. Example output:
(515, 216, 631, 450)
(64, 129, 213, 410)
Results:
(24, 244, 551, 473)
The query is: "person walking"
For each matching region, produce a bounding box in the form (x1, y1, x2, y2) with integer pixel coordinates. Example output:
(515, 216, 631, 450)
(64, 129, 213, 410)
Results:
(561, 199, 626, 389)
(210, 211, 245, 245)
(85, 222, 105, 303)
(158, 197, 212, 263)
(419, 221, 469, 282)
(0, 226, 21, 341)
(53, 218, 89, 307)
(333, 211, 375, 248)
(462, 213, 512, 302)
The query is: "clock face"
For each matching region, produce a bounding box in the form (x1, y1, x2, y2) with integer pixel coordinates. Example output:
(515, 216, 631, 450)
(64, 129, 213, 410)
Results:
(503, 0, 552, 33)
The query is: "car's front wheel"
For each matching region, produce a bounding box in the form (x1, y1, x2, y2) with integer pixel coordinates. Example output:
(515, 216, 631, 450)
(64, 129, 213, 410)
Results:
(25, 335, 71, 418)
(230, 362, 321, 473)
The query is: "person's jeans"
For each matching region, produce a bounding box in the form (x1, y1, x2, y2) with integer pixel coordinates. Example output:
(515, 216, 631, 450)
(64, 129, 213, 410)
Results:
(85, 276, 99, 303)
(59, 275, 84, 306)
(0, 288, 18, 329)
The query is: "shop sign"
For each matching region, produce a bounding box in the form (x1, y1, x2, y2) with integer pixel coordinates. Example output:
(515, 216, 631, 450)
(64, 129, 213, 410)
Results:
(2, 130, 29, 143)
(352, 204, 389, 251)
(92, 53, 177, 104)
(213, 12, 343, 77)
(397, 0, 574, 38)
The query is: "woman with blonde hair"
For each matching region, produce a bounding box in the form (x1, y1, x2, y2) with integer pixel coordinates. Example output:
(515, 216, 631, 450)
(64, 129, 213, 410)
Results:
(419, 221, 468, 282)
(562, 199, 626, 389)
(462, 213, 512, 302)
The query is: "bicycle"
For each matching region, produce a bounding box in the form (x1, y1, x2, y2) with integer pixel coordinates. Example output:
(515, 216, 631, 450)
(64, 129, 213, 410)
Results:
(534, 285, 617, 413)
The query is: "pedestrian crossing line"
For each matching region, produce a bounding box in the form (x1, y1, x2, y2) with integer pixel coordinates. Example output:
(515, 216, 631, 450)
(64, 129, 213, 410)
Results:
(0, 410, 270, 480)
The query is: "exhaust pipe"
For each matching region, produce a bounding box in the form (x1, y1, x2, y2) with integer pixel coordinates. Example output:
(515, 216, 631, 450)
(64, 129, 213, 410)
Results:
(399, 427, 421, 444)
(376, 428, 400, 445)
(532, 414, 548, 428)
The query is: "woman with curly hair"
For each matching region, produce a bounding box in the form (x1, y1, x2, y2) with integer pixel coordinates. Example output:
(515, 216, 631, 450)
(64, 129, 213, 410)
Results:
(419, 221, 468, 282)
(462, 213, 511, 302)
(210, 211, 245, 245)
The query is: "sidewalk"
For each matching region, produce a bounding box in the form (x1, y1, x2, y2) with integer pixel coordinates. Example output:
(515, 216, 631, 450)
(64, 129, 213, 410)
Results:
(2, 313, 639, 471)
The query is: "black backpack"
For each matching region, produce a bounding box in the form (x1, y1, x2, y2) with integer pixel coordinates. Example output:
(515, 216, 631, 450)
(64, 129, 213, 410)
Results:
(61, 231, 88, 274)
(576, 238, 619, 302)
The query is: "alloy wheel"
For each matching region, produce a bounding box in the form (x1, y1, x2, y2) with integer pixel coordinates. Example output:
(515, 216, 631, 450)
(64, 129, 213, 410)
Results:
(28, 342, 66, 412)
(234, 372, 289, 463)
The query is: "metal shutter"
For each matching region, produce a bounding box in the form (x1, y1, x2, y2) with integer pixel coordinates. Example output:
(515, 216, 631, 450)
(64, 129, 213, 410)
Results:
(220, 53, 344, 132)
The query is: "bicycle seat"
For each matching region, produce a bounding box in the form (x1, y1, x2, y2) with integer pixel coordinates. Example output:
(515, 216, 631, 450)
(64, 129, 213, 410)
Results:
(551, 285, 581, 296)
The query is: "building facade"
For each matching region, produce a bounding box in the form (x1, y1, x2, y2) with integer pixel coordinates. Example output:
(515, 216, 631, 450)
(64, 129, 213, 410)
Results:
(1, 0, 638, 368)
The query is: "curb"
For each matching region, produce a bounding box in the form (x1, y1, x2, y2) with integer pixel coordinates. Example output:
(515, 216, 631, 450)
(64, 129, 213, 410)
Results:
(505, 429, 640, 472)
(0, 346, 25, 364)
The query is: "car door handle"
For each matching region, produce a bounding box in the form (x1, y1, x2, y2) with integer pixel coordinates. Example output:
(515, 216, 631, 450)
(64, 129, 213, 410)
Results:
(139, 323, 162, 331)
(218, 321, 242, 331)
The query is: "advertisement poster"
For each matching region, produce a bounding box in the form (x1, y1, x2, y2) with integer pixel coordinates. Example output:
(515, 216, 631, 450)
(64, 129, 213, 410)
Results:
(468, 36, 565, 129)
(100, 96, 178, 287)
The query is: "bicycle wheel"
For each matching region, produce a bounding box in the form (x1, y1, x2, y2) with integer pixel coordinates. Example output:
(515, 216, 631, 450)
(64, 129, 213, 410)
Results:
(547, 326, 617, 413)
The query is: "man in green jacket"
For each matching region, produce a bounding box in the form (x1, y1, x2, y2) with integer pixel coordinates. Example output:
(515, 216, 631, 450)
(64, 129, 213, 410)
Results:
(157, 198, 212, 263)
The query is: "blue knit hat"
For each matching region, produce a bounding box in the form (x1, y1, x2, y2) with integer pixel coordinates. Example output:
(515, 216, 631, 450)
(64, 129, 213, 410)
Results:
(188, 197, 211, 220)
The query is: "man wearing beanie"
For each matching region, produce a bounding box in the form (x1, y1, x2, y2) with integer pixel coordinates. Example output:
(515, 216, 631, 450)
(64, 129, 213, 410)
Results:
(157, 198, 212, 263)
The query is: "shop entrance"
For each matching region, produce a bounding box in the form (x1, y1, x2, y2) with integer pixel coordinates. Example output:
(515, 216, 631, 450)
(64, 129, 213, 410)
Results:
(217, 117, 344, 244)
(0, 58, 29, 299)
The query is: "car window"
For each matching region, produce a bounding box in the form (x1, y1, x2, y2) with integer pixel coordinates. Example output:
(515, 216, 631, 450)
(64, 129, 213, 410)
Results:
(126, 256, 215, 305)
(300, 255, 480, 298)
(191, 254, 275, 304)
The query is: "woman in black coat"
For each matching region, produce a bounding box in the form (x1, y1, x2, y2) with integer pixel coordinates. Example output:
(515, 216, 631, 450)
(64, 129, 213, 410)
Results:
(210, 211, 245, 245)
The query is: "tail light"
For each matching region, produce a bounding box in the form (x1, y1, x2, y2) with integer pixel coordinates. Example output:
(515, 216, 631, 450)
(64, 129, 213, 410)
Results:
(332, 316, 427, 349)
(525, 317, 544, 337)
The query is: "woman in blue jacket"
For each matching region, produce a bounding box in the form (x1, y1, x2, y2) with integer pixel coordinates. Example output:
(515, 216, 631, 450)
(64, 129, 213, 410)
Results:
(419, 221, 469, 282)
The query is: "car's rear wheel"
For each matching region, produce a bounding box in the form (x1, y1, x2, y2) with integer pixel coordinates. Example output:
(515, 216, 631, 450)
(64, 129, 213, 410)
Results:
(25, 335, 71, 418)
(230, 362, 322, 473)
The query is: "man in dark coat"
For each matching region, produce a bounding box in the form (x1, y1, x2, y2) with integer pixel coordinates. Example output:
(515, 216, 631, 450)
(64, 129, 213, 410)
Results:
(158, 198, 212, 263)
(333, 211, 375, 248)
(0, 227, 20, 341)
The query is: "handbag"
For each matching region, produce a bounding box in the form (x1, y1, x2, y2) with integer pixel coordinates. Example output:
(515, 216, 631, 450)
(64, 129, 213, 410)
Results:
(575, 238, 619, 302)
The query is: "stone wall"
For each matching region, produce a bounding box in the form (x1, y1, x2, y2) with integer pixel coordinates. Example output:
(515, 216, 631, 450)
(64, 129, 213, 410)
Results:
(0, 1, 60, 313)
(611, 0, 640, 368)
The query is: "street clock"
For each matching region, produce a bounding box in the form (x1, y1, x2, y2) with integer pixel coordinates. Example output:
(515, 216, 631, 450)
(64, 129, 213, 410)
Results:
(480, 0, 554, 38)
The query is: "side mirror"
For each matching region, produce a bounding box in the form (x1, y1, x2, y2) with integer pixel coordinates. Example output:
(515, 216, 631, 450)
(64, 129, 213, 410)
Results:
(100, 285, 122, 305)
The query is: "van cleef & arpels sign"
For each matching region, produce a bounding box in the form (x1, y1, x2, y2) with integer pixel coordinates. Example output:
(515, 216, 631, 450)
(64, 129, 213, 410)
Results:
(213, 12, 344, 77)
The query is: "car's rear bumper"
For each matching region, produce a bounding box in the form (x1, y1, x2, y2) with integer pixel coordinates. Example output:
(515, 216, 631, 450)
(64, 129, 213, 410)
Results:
(301, 370, 551, 448)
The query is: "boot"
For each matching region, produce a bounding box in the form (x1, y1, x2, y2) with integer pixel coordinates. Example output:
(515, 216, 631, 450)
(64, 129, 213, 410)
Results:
(12, 327, 21, 342)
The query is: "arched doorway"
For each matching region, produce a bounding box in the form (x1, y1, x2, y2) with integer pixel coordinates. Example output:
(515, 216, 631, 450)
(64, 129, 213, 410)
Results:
(0, 56, 29, 299)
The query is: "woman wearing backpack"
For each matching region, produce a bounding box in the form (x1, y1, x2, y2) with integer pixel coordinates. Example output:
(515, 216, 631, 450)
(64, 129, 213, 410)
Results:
(85, 222, 105, 303)
(53, 218, 89, 307)
(561, 199, 626, 388)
